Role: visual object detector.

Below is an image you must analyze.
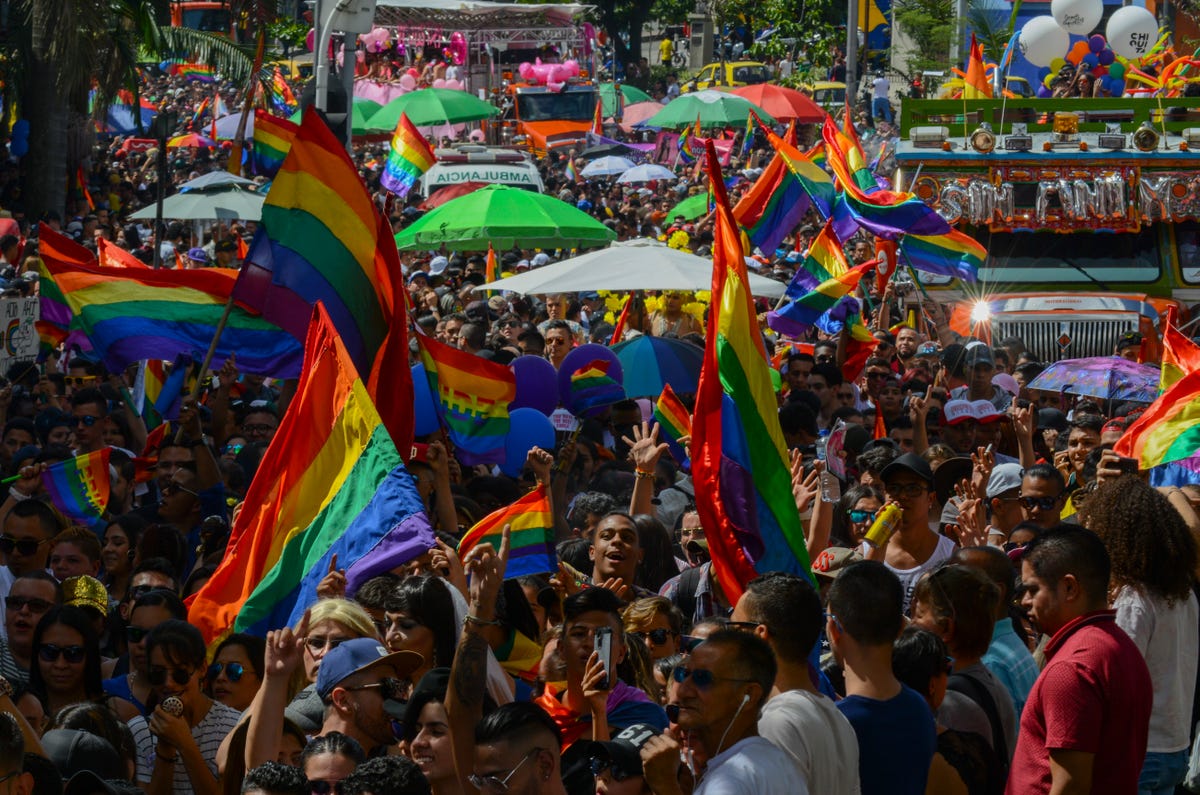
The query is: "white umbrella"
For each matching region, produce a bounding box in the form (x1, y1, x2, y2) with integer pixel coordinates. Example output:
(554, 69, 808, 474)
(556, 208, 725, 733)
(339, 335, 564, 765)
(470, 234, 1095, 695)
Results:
(212, 113, 252, 140)
(128, 186, 264, 221)
(581, 156, 636, 178)
(473, 238, 786, 298)
(179, 171, 256, 191)
(616, 163, 678, 183)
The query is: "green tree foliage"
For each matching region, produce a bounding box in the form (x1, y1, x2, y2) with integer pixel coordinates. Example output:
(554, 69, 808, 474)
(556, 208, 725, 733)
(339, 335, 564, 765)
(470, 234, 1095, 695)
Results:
(893, 0, 954, 74)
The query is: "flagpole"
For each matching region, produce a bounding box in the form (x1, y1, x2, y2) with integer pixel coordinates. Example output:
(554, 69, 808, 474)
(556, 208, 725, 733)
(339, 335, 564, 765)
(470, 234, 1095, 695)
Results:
(173, 293, 237, 443)
(229, 30, 267, 177)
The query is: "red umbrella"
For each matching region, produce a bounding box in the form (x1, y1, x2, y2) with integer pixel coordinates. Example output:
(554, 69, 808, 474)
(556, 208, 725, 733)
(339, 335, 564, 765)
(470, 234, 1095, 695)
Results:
(420, 181, 488, 210)
(730, 84, 827, 124)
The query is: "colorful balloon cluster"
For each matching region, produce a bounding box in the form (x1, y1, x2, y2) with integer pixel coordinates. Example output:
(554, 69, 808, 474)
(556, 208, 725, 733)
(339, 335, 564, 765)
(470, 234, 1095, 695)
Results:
(1034, 33, 1127, 97)
(517, 59, 581, 93)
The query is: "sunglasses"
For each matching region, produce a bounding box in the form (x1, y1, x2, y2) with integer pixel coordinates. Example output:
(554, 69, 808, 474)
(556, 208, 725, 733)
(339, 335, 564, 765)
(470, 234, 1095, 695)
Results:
(305, 635, 347, 653)
(1020, 495, 1060, 511)
(206, 662, 246, 682)
(633, 629, 678, 646)
(343, 677, 407, 701)
(39, 644, 86, 663)
(848, 509, 878, 524)
(222, 443, 244, 456)
(75, 415, 101, 427)
(680, 635, 703, 653)
(147, 666, 194, 686)
(4, 595, 54, 613)
(866, 372, 892, 380)
(671, 665, 756, 690)
(498, 321, 520, 329)
(0, 536, 49, 556)
(590, 758, 636, 782)
(162, 481, 200, 498)
(468, 748, 539, 793)
(309, 782, 344, 795)
(243, 423, 276, 435)
(66, 376, 97, 386)
(126, 626, 152, 643)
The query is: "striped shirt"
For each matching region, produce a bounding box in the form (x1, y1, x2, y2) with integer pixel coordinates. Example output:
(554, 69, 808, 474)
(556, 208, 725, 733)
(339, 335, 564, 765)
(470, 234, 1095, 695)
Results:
(131, 700, 241, 793)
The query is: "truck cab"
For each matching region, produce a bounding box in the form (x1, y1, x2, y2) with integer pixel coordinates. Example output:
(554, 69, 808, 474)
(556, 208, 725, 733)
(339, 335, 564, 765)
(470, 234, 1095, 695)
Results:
(169, 0, 236, 38)
(494, 83, 598, 156)
(894, 96, 1200, 359)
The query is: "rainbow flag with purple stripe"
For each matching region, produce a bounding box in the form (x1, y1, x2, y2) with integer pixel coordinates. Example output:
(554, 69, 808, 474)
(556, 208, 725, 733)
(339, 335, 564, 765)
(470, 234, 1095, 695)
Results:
(733, 151, 809, 254)
(567, 358, 625, 417)
(458, 484, 555, 578)
(897, 229, 984, 283)
(42, 449, 111, 527)
(268, 69, 299, 115)
(654, 383, 691, 467)
(769, 220, 874, 337)
(381, 113, 435, 197)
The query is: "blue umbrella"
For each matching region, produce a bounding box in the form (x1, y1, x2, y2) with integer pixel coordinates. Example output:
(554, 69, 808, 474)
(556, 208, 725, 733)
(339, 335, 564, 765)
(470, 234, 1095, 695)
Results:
(611, 335, 704, 397)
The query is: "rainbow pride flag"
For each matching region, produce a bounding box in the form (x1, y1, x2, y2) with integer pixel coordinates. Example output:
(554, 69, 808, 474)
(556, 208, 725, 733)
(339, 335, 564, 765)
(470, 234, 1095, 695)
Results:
(42, 449, 111, 528)
(165, 61, 215, 83)
(760, 125, 836, 222)
(769, 260, 873, 337)
(458, 484, 555, 578)
(268, 69, 299, 115)
(733, 150, 809, 254)
(132, 359, 167, 429)
(234, 111, 412, 453)
(565, 358, 625, 417)
(416, 331, 516, 465)
(1115, 367, 1200, 470)
(897, 229, 984, 283)
(252, 110, 299, 178)
(98, 239, 148, 269)
(381, 113, 434, 197)
(37, 230, 299, 377)
(691, 141, 812, 604)
(188, 306, 435, 644)
(654, 383, 691, 467)
(1161, 306, 1200, 392)
(565, 158, 579, 183)
(678, 116, 702, 164)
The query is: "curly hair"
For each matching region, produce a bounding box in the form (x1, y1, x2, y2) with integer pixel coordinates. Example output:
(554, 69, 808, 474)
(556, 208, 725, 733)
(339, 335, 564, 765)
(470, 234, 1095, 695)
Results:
(1077, 475, 1197, 605)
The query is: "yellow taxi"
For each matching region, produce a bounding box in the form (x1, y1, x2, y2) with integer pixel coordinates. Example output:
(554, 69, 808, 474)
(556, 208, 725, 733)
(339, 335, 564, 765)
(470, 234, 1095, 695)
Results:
(805, 81, 846, 111)
(684, 61, 771, 92)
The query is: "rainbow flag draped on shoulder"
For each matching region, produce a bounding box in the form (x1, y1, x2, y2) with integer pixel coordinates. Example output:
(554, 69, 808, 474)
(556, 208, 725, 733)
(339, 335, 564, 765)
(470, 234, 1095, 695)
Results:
(41, 449, 111, 528)
(691, 141, 813, 604)
(415, 332, 517, 465)
(458, 484, 555, 578)
(380, 113, 434, 197)
(253, 110, 299, 178)
(188, 306, 435, 644)
(234, 111, 413, 452)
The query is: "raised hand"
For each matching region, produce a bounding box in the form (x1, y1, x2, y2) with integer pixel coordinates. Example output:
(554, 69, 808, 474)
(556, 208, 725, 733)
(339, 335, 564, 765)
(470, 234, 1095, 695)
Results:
(315, 554, 346, 599)
(264, 609, 307, 680)
(622, 421, 670, 474)
(463, 524, 510, 622)
(526, 446, 554, 485)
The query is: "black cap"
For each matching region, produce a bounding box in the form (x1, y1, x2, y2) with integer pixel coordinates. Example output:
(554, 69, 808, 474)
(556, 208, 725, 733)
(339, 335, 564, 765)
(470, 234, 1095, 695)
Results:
(42, 730, 124, 782)
(879, 451, 934, 485)
(932, 456, 973, 505)
(1115, 331, 1142, 351)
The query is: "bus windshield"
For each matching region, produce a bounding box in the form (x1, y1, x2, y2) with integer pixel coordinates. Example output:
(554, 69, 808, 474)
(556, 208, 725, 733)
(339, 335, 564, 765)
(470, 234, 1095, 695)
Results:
(975, 228, 1161, 286)
(516, 91, 597, 122)
(181, 8, 231, 32)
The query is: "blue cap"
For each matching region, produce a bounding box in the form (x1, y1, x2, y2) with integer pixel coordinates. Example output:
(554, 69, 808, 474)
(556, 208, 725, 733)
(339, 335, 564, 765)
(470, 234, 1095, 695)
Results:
(186, 247, 209, 262)
(315, 638, 423, 700)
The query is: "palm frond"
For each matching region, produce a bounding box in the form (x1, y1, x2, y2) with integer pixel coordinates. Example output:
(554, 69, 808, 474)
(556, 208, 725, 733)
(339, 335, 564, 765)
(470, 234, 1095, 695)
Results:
(157, 27, 266, 83)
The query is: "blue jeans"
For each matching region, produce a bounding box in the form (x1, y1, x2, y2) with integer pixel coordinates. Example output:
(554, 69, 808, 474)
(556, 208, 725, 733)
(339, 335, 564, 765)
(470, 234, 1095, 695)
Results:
(872, 96, 892, 123)
(1138, 749, 1188, 795)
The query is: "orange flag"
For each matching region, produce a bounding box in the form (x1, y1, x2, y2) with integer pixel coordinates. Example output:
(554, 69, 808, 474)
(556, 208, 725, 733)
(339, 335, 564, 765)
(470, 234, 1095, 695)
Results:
(964, 34, 993, 99)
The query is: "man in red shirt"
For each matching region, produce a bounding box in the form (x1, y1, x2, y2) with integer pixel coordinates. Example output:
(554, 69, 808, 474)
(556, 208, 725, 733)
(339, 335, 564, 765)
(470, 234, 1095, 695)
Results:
(1007, 527, 1152, 795)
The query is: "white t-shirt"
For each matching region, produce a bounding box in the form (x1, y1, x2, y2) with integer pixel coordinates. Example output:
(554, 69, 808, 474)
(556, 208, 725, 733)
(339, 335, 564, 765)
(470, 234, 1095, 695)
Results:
(695, 736, 807, 795)
(759, 690, 861, 795)
(872, 77, 890, 99)
(886, 533, 957, 613)
(1114, 585, 1199, 752)
(131, 700, 242, 793)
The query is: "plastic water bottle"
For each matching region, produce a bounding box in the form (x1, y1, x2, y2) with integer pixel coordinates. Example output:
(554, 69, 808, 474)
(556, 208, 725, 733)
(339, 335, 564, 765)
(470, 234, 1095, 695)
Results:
(816, 430, 828, 461)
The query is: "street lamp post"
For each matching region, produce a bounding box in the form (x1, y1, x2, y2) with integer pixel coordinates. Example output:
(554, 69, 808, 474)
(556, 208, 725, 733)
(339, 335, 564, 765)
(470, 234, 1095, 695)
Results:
(152, 109, 180, 269)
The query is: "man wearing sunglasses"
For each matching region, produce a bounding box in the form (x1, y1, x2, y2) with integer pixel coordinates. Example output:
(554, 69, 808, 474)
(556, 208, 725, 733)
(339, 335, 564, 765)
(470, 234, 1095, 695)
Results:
(1019, 464, 1067, 530)
(875, 453, 957, 613)
(0, 571, 60, 689)
(472, 702, 568, 795)
(642, 631, 799, 795)
(0, 500, 62, 634)
(316, 637, 423, 756)
(69, 387, 109, 455)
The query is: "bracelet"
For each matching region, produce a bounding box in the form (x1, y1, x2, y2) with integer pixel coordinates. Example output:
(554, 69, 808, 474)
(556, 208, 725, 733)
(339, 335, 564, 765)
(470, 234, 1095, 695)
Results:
(8, 487, 29, 502)
(155, 748, 178, 763)
(634, 469, 655, 480)
(464, 614, 503, 627)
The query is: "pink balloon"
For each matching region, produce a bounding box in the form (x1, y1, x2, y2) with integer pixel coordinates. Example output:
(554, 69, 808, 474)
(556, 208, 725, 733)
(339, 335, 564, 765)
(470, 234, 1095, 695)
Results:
(399, 74, 417, 91)
(432, 78, 447, 88)
(444, 78, 463, 91)
(306, 28, 315, 52)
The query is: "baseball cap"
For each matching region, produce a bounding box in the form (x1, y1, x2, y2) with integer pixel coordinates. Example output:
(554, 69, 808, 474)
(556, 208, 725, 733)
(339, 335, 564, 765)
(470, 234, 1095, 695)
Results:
(970, 400, 1002, 423)
(531, 252, 551, 267)
(1038, 407, 1069, 433)
(407, 270, 429, 284)
(42, 730, 124, 781)
(429, 256, 449, 276)
(214, 239, 237, 253)
(963, 343, 994, 368)
(812, 546, 863, 580)
(943, 399, 975, 425)
(986, 463, 1024, 499)
(1115, 331, 1142, 351)
(63, 575, 108, 616)
(879, 451, 934, 485)
(64, 772, 143, 795)
(992, 372, 1019, 396)
(186, 247, 209, 262)
(314, 638, 423, 702)
(916, 341, 940, 358)
(487, 295, 508, 314)
(581, 723, 662, 779)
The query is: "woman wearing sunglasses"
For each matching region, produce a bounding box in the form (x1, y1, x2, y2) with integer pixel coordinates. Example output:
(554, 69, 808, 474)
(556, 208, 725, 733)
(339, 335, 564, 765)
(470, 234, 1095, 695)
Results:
(205, 634, 264, 712)
(29, 605, 121, 718)
(832, 485, 885, 548)
(622, 597, 684, 661)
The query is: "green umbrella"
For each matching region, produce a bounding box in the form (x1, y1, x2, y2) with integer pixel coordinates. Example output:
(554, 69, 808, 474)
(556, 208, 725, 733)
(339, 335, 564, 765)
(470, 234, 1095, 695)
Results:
(667, 193, 713, 221)
(395, 185, 617, 251)
(289, 98, 383, 137)
(368, 88, 499, 130)
(600, 83, 653, 117)
(643, 89, 776, 129)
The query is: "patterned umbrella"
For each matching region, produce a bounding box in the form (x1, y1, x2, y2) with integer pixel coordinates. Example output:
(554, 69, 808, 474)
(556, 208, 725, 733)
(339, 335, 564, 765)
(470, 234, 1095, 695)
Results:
(166, 133, 218, 149)
(612, 335, 704, 397)
(1026, 356, 1160, 403)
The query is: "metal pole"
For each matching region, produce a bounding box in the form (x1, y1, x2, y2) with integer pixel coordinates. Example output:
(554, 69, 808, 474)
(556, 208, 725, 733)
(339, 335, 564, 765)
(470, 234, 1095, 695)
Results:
(846, 0, 858, 109)
(341, 32, 357, 151)
(314, 0, 328, 111)
(153, 118, 169, 269)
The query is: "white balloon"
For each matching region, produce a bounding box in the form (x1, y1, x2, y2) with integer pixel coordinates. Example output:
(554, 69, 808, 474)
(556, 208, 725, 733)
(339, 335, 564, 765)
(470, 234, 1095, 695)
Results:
(1051, 0, 1103, 34)
(1106, 6, 1159, 60)
(1019, 16, 1070, 68)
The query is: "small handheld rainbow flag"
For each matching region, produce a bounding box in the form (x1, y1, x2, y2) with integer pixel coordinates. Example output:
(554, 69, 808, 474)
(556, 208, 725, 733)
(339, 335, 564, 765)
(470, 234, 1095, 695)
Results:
(565, 359, 625, 418)
(381, 112, 435, 197)
(565, 158, 579, 183)
(42, 449, 111, 528)
(268, 69, 299, 115)
(654, 384, 691, 467)
(678, 116, 702, 164)
(741, 112, 755, 156)
(591, 99, 604, 136)
(458, 484, 555, 578)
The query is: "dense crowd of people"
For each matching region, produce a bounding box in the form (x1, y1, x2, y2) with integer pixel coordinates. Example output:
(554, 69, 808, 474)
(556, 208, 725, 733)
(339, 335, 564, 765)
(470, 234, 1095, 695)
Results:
(0, 64, 1197, 795)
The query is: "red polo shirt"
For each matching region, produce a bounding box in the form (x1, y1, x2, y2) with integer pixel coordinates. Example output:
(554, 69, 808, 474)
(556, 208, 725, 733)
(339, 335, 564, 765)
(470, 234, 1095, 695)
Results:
(1005, 610, 1152, 795)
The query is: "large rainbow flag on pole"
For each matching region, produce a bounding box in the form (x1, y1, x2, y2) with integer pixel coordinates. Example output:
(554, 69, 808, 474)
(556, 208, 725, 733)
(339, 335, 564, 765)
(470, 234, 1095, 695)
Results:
(188, 305, 435, 644)
(458, 484, 555, 578)
(380, 113, 435, 197)
(732, 146, 809, 254)
(234, 111, 413, 452)
(691, 140, 813, 604)
(768, 222, 874, 336)
(41, 449, 111, 528)
(252, 110, 299, 178)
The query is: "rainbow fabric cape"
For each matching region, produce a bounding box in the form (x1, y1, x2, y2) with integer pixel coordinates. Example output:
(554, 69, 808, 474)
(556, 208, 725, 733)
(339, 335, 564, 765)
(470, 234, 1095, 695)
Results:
(189, 305, 435, 644)
(1161, 307, 1200, 392)
(381, 113, 434, 197)
(37, 230, 301, 377)
(234, 111, 412, 452)
(691, 141, 813, 605)
(897, 229, 985, 283)
(253, 110, 299, 178)
(654, 383, 691, 467)
(458, 484, 555, 578)
(415, 332, 516, 465)
(41, 449, 111, 528)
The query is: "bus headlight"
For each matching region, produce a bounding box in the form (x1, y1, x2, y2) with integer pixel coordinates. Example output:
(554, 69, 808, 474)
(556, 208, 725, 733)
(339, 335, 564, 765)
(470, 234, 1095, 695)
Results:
(970, 302, 992, 324)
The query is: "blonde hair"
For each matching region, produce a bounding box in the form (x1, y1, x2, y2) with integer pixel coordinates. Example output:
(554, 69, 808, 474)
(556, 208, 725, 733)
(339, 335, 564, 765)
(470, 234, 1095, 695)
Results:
(301, 597, 377, 639)
(622, 596, 683, 635)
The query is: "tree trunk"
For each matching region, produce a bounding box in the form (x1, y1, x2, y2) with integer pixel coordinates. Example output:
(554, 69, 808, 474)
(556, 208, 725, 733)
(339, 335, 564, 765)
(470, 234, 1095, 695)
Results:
(24, 0, 69, 219)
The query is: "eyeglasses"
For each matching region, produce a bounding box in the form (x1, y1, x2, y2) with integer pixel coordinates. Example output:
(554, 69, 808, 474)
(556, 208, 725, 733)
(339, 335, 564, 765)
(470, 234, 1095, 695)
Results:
(632, 629, 678, 646)
(468, 748, 540, 792)
(147, 665, 194, 686)
(4, 595, 53, 613)
(207, 662, 246, 682)
(884, 482, 929, 498)
(848, 509, 878, 524)
(161, 481, 200, 498)
(0, 536, 49, 556)
(590, 757, 636, 781)
(1020, 495, 1061, 511)
(39, 644, 86, 663)
(242, 423, 275, 435)
(309, 782, 344, 795)
(671, 665, 756, 690)
(723, 621, 761, 634)
(74, 415, 101, 427)
(126, 626, 152, 643)
(343, 677, 407, 701)
(305, 635, 347, 654)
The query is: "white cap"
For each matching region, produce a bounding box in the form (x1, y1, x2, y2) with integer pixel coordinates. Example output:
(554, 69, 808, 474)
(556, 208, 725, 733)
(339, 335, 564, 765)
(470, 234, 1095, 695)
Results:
(429, 256, 449, 276)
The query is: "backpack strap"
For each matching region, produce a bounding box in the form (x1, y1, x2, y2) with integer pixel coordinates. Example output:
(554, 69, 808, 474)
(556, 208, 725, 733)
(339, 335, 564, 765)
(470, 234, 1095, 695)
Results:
(949, 670, 1009, 763)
